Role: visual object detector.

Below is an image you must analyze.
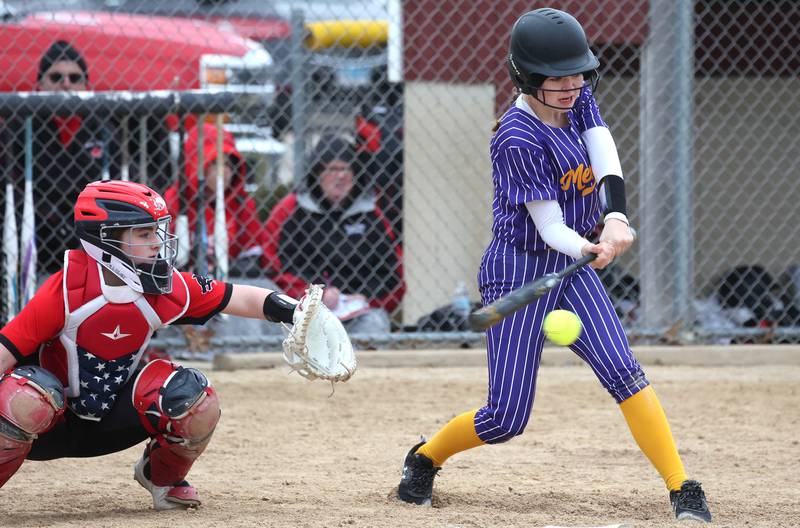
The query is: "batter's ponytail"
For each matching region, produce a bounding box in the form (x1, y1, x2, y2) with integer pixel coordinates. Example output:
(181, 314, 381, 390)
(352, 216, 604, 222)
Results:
(492, 93, 519, 134)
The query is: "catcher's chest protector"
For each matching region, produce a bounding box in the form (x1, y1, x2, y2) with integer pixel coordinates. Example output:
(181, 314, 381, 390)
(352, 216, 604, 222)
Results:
(41, 250, 189, 421)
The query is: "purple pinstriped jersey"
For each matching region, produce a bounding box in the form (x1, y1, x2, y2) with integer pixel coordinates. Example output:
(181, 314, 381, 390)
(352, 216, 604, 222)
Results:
(489, 89, 607, 252)
(473, 89, 649, 445)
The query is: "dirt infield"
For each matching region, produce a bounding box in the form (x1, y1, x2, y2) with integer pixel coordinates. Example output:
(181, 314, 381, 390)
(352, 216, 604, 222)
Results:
(3, 346, 798, 528)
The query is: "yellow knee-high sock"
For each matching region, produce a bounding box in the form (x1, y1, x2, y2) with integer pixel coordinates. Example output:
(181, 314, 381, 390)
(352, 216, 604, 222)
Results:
(416, 409, 484, 467)
(619, 385, 687, 491)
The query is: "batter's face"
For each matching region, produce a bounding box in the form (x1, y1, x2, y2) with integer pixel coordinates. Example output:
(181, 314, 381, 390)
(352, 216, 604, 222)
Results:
(537, 74, 585, 111)
(319, 160, 354, 205)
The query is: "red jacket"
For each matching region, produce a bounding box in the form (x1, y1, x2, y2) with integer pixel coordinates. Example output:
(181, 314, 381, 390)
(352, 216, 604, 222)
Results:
(163, 123, 263, 264)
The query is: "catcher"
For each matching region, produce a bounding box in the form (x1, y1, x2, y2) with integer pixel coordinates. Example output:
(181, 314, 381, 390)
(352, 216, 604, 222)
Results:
(0, 180, 355, 510)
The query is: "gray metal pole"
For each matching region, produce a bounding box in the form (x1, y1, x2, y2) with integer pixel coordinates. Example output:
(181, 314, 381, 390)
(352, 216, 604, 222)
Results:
(290, 9, 307, 186)
(639, 0, 695, 335)
(673, 0, 694, 336)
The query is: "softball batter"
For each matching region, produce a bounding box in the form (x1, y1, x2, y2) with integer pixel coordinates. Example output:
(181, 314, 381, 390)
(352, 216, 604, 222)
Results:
(397, 8, 712, 523)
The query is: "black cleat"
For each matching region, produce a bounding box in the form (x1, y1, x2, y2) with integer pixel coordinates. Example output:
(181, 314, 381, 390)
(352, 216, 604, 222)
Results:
(670, 480, 712, 523)
(397, 441, 440, 506)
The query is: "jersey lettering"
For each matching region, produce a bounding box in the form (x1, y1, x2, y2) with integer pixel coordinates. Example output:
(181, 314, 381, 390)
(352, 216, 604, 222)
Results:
(192, 274, 215, 294)
(559, 163, 596, 196)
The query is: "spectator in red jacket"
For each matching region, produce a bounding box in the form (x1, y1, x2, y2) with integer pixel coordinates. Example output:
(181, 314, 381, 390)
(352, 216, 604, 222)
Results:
(164, 123, 263, 277)
(262, 135, 404, 333)
(161, 123, 283, 355)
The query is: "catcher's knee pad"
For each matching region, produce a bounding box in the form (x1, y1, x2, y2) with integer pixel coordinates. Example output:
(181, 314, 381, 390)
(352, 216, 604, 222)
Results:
(133, 360, 220, 487)
(133, 359, 220, 451)
(0, 366, 65, 440)
(0, 366, 66, 487)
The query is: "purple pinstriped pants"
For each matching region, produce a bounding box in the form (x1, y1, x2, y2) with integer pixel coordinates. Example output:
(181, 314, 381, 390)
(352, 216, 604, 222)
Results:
(474, 240, 648, 444)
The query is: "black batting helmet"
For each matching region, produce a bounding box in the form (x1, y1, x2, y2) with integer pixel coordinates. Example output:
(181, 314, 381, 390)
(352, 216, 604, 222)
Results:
(507, 8, 600, 95)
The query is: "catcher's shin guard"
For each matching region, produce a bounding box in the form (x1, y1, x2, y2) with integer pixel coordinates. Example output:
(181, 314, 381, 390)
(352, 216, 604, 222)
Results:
(132, 359, 220, 506)
(0, 434, 31, 487)
(134, 440, 203, 510)
(0, 366, 66, 487)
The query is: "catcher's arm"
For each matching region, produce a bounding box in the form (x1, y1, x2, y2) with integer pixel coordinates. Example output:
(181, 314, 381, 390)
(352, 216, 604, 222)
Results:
(223, 283, 297, 323)
(0, 344, 16, 373)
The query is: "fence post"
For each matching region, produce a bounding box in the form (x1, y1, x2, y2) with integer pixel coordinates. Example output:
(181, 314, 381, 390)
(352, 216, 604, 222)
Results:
(290, 9, 307, 186)
(639, 0, 695, 336)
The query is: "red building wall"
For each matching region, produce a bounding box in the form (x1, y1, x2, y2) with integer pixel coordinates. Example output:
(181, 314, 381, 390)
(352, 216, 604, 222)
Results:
(402, 0, 647, 110)
(402, 0, 798, 111)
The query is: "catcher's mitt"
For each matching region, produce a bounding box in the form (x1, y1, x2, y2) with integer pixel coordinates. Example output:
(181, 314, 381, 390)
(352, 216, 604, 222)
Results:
(282, 284, 356, 383)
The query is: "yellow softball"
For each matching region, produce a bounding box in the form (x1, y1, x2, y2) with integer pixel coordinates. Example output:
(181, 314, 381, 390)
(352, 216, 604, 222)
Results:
(543, 310, 582, 346)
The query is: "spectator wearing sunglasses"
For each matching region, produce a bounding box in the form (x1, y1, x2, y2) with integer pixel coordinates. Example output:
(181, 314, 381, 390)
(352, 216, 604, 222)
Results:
(37, 42, 89, 91)
(1, 40, 118, 278)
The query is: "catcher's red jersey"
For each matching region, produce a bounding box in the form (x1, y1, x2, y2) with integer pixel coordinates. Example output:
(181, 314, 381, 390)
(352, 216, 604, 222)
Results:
(0, 250, 231, 420)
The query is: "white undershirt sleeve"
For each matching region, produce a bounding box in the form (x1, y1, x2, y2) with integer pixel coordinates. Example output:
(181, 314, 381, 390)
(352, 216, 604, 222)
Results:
(525, 200, 588, 260)
(581, 126, 623, 184)
(582, 126, 630, 225)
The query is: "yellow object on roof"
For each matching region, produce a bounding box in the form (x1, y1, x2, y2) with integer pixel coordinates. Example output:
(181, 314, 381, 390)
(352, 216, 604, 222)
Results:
(305, 20, 389, 50)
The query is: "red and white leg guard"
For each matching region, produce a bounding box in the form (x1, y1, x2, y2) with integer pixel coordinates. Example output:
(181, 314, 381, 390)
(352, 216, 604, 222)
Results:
(0, 434, 31, 488)
(133, 440, 204, 510)
(0, 366, 65, 487)
(132, 359, 220, 510)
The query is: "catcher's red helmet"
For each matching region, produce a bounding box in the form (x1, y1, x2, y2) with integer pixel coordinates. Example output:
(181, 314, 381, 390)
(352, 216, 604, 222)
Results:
(75, 180, 177, 294)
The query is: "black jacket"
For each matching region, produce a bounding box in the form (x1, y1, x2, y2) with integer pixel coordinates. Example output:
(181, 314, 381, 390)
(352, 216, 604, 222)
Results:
(263, 189, 405, 312)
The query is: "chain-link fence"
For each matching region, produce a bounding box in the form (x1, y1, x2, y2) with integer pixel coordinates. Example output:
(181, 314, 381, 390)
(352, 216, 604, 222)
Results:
(1, 0, 798, 353)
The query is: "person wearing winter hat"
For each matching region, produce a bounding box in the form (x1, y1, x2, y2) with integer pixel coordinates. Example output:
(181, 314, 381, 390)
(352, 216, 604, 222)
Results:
(37, 40, 89, 91)
(1, 40, 118, 280)
(262, 135, 405, 334)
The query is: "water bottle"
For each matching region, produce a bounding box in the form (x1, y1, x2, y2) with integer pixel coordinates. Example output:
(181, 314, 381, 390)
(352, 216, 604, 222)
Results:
(452, 281, 471, 319)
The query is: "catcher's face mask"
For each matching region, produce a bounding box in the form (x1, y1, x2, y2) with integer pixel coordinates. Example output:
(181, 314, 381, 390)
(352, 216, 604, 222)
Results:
(75, 180, 177, 294)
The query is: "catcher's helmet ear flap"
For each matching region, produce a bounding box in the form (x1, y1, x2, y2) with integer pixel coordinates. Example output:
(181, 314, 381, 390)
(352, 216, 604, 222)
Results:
(74, 180, 178, 294)
(507, 8, 600, 95)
